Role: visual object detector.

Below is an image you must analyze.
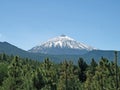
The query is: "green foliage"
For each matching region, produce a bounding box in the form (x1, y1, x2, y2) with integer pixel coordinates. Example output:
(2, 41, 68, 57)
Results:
(57, 60, 81, 90)
(40, 58, 57, 90)
(0, 63, 8, 86)
(78, 58, 88, 82)
(0, 52, 120, 90)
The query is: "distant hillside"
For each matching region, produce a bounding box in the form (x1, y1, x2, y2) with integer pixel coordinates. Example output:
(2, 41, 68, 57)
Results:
(0, 42, 28, 56)
(0, 42, 65, 62)
(0, 42, 46, 61)
(0, 41, 119, 64)
(81, 50, 120, 64)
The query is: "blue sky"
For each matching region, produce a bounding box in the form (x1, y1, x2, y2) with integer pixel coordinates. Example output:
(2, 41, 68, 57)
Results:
(0, 0, 120, 50)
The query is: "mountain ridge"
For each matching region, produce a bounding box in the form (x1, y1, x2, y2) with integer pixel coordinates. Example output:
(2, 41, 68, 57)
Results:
(29, 35, 96, 55)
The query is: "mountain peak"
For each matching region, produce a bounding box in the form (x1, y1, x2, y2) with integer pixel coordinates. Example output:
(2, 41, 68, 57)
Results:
(60, 34, 66, 37)
(29, 35, 96, 55)
(47, 35, 74, 42)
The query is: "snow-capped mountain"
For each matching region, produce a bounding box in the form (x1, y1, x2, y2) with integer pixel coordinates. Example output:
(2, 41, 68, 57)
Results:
(29, 35, 96, 55)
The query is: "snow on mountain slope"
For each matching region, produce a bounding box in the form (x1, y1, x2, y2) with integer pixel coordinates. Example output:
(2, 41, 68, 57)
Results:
(29, 35, 96, 55)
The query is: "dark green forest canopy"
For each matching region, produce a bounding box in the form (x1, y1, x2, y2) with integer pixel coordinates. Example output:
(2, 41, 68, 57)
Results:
(0, 52, 120, 90)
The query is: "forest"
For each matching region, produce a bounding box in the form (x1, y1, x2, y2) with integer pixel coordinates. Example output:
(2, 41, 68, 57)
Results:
(0, 52, 120, 90)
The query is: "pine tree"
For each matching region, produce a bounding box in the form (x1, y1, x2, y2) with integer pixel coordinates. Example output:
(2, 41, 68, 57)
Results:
(58, 60, 81, 90)
(90, 58, 98, 75)
(40, 58, 57, 90)
(2, 56, 24, 90)
(78, 58, 88, 82)
(33, 68, 45, 90)
(0, 63, 8, 86)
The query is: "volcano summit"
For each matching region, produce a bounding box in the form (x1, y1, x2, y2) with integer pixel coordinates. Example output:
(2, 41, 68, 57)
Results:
(29, 35, 96, 55)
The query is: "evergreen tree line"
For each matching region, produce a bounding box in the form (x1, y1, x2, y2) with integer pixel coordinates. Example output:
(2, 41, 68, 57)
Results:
(0, 52, 120, 90)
